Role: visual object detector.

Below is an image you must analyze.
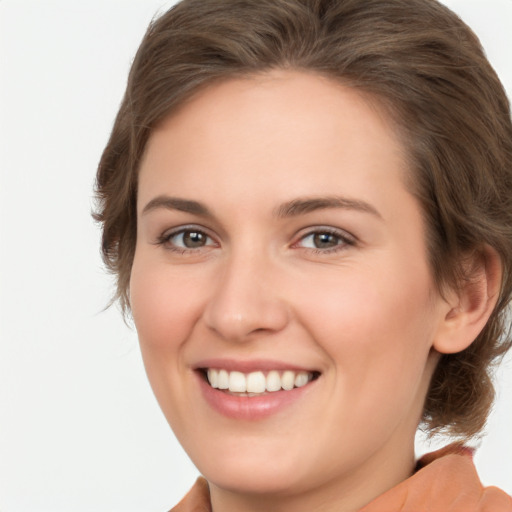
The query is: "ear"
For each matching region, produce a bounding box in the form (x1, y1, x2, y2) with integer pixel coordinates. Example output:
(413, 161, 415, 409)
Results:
(433, 246, 502, 354)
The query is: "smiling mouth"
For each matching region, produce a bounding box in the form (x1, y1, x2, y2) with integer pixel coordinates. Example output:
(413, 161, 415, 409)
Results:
(201, 369, 320, 396)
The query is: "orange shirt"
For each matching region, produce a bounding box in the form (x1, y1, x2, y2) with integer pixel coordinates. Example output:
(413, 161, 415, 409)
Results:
(170, 445, 512, 512)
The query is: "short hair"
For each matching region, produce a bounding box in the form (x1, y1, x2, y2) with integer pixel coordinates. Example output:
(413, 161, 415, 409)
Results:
(94, 0, 512, 439)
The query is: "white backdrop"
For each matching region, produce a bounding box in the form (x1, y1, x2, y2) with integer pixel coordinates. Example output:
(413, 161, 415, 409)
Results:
(0, 1, 511, 510)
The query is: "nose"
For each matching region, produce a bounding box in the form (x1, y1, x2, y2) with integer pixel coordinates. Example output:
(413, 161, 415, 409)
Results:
(202, 250, 290, 342)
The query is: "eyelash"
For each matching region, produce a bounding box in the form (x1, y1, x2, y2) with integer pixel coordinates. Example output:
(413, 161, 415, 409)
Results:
(293, 227, 356, 254)
(155, 225, 217, 255)
(155, 226, 356, 255)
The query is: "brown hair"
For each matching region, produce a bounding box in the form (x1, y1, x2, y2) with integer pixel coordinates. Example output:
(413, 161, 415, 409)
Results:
(94, 0, 512, 439)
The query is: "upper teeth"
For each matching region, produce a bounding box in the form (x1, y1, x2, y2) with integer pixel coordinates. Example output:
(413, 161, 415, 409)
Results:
(206, 369, 312, 393)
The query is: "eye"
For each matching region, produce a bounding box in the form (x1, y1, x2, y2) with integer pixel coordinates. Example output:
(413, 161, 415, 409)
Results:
(158, 227, 216, 252)
(295, 228, 355, 252)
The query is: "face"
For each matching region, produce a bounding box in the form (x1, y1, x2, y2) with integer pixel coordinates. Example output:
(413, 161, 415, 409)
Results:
(131, 71, 449, 504)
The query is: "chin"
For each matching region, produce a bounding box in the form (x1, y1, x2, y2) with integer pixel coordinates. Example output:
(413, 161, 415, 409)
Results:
(192, 443, 311, 495)
(205, 464, 306, 496)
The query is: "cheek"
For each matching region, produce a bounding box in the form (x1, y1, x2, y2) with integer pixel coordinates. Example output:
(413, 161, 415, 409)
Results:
(300, 263, 434, 343)
(130, 254, 204, 354)
(129, 253, 209, 427)
(296, 260, 437, 399)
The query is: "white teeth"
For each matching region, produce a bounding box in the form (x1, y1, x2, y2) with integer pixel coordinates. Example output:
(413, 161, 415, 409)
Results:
(281, 370, 295, 390)
(266, 370, 282, 392)
(207, 369, 218, 388)
(206, 369, 313, 394)
(228, 371, 247, 392)
(246, 371, 266, 393)
(294, 372, 309, 388)
(218, 369, 229, 389)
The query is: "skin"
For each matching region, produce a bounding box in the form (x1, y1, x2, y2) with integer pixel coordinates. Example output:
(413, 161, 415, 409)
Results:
(130, 71, 494, 511)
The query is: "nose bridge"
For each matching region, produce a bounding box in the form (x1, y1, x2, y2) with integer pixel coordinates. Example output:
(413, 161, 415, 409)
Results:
(203, 243, 289, 341)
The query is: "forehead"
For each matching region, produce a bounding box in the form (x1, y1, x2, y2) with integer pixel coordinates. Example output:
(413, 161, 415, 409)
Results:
(148, 71, 400, 150)
(138, 71, 409, 211)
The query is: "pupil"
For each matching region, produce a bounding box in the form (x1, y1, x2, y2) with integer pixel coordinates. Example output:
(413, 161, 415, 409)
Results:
(184, 231, 205, 248)
(314, 232, 338, 248)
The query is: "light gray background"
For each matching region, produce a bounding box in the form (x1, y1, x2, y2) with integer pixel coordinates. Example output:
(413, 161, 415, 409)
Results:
(0, 1, 511, 510)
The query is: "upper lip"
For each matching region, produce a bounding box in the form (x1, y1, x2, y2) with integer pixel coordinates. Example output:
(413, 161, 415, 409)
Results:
(193, 358, 319, 374)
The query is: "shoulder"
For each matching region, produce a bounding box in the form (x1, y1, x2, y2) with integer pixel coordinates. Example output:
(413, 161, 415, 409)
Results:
(360, 444, 512, 511)
(169, 477, 211, 512)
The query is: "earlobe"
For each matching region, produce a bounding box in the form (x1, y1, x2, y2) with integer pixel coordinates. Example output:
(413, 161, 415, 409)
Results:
(433, 246, 502, 354)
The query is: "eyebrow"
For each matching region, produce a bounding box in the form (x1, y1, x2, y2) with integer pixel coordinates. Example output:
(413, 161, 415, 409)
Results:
(274, 196, 382, 219)
(141, 194, 381, 219)
(142, 196, 212, 217)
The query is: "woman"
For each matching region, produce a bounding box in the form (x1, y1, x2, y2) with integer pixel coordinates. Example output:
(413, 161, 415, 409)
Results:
(95, 0, 512, 510)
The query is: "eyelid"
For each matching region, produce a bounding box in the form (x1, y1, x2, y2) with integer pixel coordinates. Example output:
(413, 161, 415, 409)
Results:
(156, 224, 219, 251)
(292, 225, 357, 251)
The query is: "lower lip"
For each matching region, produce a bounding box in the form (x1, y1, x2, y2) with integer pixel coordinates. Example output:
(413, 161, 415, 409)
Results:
(196, 372, 316, 420)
